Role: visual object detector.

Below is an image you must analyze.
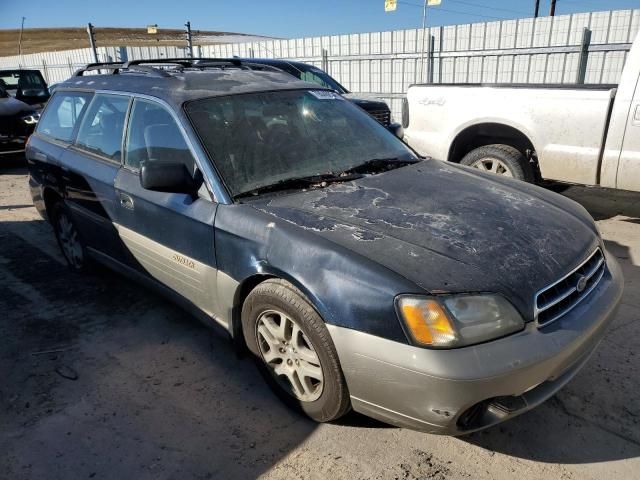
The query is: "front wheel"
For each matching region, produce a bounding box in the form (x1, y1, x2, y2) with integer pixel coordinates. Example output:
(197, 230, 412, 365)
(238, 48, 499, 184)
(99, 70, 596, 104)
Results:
(242, 279, 351, 422)
(460, 144, 535, 183)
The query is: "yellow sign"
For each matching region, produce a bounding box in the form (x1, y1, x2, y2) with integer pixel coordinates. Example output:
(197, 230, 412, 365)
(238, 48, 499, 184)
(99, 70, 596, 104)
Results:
(385, 0, 397, 12)
(147, 25, 158, 34)
(427, 0, 442, 5)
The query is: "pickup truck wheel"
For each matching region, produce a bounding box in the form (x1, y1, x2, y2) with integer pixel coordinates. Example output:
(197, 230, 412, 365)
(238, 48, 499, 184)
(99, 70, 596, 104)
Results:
(52, 202, 91, 273)
(242, 279, 351, 423)
(460, 144, 534, 183)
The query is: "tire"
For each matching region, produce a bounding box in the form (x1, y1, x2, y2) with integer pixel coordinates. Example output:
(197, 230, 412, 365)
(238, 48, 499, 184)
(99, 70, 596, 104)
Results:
(51, 201, 92, 273)
(242, 279, 351, 423)
(460, 144, 535, 183)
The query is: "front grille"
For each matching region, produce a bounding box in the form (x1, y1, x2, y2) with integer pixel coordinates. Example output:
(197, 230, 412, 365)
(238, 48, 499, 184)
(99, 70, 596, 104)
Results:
(368, 109, 391, 126)
(535, 248, 606, 327)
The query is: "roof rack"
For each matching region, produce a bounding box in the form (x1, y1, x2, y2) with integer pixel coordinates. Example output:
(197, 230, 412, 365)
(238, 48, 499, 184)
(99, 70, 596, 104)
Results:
(73, 57, 285, 78)
(73, 61, 171, 78)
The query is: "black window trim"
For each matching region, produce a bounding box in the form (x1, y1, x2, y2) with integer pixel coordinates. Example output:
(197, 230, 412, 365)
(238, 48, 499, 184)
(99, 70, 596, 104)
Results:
(121, 96, 189, 173)
(72, 92, 133, 165)
(115, 92, 220, 203)
(34, 89, 94, 147)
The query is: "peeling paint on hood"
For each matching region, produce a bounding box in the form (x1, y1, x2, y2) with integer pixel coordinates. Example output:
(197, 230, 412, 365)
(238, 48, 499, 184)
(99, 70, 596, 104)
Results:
(250, 160, 599, 320)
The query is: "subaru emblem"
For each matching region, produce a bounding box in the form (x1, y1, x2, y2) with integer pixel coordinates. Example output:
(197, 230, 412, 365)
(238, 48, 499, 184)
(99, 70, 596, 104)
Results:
(576, 275, 588, 293)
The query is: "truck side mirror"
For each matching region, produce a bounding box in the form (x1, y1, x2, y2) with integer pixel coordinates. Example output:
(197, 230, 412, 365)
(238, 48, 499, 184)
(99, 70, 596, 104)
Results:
(388, 123, 404, 140)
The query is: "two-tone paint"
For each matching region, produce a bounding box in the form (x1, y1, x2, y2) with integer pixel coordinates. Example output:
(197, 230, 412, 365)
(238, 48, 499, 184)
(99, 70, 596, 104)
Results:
(27, 68, 624, 434)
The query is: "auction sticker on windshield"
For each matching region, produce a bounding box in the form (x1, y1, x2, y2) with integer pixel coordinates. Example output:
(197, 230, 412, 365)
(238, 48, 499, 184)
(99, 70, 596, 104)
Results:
(309, 90, 343, 100)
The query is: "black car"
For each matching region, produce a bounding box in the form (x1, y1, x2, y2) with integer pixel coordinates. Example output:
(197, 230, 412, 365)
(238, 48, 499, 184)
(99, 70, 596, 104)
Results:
(0, 80, 40, 154)
(241, 58, 393, 126)
(0, 69, 50, 107)
(26, 58, 622, 435)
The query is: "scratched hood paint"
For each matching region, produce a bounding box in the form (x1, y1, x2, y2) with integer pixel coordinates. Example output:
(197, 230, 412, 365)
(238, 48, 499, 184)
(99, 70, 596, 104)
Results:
(252, 160, 599, 320)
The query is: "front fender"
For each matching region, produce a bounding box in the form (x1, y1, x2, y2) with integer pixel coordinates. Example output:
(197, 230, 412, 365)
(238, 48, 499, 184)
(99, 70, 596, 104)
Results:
(215, 203, 420, 344)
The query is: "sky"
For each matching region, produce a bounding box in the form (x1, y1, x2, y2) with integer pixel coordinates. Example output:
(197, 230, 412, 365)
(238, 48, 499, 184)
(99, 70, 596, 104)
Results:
(1, 0, 639, 38)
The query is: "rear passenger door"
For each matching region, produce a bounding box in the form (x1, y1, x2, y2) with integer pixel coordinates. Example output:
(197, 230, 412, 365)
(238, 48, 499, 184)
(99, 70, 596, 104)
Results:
(62, 93, 131, 263)
(113, 97, 219, 316)
(28, 91, 92, 212)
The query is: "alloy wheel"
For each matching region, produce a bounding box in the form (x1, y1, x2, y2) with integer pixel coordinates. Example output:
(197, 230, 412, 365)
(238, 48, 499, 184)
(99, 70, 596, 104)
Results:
(57, 211, 84, 269)
(256, 309, 324, 402)
(470, 157, 514, 177)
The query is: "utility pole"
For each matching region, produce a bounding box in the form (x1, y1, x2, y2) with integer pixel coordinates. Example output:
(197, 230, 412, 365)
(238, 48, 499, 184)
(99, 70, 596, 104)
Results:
(534, 0, 540, 18)
(87, 23, 98, 63)
(18, 16, 25, 60)
(185, 21, 194, 58)
(550, 0, 557, 17)
(419, 0, 428, 84)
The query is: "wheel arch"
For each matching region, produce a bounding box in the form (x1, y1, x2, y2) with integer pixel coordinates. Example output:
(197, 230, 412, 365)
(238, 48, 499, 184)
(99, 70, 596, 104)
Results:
(42, 187, 63, 222)
(229, 269, 330, 354)
(448, 122, 537, 168)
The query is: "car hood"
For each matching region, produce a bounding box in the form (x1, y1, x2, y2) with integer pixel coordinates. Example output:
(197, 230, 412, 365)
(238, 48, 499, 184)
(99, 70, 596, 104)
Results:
(0, 96, 35, 117)
(250, 160, 600, 320)
(342, 93, 389, 112)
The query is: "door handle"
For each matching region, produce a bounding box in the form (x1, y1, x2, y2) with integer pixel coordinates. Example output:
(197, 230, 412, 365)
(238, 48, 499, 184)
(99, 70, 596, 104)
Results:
(119, 193, 134, 210)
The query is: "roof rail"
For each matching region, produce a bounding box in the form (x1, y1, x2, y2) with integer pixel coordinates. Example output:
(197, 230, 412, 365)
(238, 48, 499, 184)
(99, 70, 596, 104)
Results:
(72, 57, 286, 79)
(73, 62, 125, 76)
(124, 57, 241, 68)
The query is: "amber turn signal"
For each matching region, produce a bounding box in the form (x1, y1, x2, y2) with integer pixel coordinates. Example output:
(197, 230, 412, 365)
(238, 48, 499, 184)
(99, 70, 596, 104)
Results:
(399, 298, 457, 347)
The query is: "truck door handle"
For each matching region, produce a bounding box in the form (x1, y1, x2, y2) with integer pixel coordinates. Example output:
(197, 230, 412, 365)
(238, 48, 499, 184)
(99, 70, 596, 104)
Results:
(119, 193, 134, 210)
(634, 104, 640, 122)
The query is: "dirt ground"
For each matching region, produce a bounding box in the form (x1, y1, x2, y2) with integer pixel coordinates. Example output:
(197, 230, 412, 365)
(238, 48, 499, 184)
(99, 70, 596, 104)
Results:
(1, 159, 639, 480)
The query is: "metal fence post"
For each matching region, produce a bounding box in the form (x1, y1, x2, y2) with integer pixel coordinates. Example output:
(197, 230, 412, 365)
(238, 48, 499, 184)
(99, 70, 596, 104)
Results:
(576, 28, 592, 84)
(87, 23, 99, 63)
(427, 34, 435, 84)
(321, 48, 329, 72)
(42, 59, 49, 84)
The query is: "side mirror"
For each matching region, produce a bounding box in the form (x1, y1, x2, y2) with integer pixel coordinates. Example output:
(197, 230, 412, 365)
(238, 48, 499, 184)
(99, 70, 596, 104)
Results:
(19, 88, 49, 99)
(140, 162, 200, 195)
(388, 122, 404, 140)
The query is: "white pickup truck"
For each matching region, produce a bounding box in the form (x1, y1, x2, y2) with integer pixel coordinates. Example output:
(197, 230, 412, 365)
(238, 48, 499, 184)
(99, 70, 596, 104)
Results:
(403, 33, 640, 192)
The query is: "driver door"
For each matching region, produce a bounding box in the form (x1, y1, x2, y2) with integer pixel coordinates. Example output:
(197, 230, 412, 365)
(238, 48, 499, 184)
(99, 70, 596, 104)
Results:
(113, 97, 220, 316)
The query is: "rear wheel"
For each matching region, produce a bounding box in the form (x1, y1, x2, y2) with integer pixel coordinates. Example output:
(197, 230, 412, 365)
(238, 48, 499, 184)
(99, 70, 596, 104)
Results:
(242, 279, 351, 422)
(52, 202, 91, 273)
(460, 144, 534, 183)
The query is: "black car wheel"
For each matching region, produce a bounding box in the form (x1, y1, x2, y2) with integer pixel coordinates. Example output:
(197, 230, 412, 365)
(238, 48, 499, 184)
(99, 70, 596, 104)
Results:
(242, 279, 351, 423)
(52, 202, 90, 272)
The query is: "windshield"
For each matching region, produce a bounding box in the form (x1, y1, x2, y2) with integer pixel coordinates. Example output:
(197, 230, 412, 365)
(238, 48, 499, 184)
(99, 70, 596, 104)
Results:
(186, 89, 416, 197)
(294, 65, 347, 93)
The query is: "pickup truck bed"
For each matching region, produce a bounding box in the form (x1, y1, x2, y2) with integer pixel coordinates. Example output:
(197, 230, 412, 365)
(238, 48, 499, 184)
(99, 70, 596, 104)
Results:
(403, 33, 640, 192)
(404, 84, 617, 186)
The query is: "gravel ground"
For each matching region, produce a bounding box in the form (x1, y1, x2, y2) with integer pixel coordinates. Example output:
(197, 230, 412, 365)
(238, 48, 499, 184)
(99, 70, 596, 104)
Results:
(1, 160, 639, 480)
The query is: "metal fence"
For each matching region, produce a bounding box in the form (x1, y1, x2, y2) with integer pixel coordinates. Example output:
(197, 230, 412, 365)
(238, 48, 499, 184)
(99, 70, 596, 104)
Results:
(207, 9, 640, 120)
(1, 9, 638, 120)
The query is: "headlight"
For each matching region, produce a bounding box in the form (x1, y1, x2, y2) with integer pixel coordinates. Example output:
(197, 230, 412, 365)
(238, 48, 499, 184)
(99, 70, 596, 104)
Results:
(396, 294, 524, 348)
(21, 113, 40, 125)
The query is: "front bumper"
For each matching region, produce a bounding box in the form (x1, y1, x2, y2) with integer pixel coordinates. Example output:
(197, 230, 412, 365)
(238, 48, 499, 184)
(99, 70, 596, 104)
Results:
(328, 252, 624, 435)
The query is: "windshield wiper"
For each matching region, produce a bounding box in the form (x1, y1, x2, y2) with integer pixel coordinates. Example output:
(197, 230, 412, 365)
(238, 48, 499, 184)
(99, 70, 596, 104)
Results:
(342, 157, 420, 175)
(234, 172, 363, 199)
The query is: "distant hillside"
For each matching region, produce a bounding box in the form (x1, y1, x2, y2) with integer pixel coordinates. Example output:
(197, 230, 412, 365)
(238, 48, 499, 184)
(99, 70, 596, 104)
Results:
(0, 27, 273, 57)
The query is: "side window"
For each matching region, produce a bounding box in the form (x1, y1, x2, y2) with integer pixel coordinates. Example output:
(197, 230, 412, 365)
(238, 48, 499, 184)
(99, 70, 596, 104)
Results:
(19, 72, 46, 89)
(76, 94, 130, 160)
(37, 92, 92, 142)
(124, 99, 194, 171)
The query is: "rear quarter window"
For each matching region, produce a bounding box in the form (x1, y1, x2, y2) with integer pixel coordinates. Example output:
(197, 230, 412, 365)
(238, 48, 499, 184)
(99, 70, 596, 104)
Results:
(37, 92, 93, 142)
